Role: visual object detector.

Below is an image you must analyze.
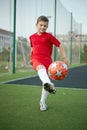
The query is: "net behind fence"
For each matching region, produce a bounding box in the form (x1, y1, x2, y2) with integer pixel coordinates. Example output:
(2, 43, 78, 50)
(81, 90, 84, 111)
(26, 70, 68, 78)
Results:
(0, 0, 84, 75)
(55, 0, 81, 64)
(0, 0, 13, 74)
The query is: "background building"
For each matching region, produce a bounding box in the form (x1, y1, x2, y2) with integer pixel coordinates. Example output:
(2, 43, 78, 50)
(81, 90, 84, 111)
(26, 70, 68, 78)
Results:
(0, 28, 13, 53)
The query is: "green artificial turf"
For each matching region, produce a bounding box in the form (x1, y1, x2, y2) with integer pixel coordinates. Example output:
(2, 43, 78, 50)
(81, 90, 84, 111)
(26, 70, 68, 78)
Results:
(0, 69, 36, 83)
(0, 84, 87, 130)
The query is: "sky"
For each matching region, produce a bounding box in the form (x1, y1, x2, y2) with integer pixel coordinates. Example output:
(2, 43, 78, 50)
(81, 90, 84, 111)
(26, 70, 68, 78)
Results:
(0, 0, 87, 38)
(60, 0, 87, 34)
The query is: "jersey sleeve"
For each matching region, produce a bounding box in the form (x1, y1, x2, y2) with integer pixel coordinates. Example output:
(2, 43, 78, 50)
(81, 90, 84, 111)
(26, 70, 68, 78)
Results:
(49, 34, 61, 47)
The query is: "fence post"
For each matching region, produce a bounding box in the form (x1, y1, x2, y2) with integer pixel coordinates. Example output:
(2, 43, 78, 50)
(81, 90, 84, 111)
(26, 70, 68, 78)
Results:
(13, 0, 16, 73)
(80, 23, 82, 64)
(53, 0, 57, 61)
(70, 12, 73, 64)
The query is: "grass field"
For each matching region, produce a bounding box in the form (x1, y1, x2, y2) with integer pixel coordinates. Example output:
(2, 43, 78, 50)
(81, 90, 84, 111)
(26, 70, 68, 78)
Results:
(0, 67, 87, 130)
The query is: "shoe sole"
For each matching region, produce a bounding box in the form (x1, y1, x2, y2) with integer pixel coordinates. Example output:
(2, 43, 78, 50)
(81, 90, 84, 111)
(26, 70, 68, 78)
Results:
(44, 83, 56, 94)
(40, 108, 47, 111)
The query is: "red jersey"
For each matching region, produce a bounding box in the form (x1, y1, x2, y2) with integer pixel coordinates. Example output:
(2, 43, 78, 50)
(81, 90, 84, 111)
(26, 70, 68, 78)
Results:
(29, 32, 61, 70)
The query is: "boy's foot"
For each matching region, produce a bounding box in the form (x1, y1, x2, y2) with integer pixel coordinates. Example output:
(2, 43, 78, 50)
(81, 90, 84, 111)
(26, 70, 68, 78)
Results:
(40, 101, 47, 111)
(44, 83, 56, 94)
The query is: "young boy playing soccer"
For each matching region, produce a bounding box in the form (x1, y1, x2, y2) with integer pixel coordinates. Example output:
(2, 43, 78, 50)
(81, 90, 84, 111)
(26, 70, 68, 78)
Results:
(29, 16, 69, 111)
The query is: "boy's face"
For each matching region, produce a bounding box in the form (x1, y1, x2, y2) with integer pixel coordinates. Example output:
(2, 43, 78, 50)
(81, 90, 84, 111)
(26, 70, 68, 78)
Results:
(36, 21, 48, 34)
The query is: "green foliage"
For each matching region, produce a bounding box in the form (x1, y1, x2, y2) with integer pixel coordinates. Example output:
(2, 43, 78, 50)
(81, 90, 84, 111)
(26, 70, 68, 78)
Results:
(1, 48, 8, 61)
(81, 44, 87, 63)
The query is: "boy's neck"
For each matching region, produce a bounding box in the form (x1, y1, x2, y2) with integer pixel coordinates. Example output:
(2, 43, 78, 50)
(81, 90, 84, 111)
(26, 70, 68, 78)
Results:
(37, 32, 46, 35)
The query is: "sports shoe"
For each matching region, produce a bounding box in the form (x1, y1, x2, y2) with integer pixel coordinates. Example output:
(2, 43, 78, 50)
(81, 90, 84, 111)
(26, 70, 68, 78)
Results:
(44, 83, 56, 94)
(40, 101, 47, 111)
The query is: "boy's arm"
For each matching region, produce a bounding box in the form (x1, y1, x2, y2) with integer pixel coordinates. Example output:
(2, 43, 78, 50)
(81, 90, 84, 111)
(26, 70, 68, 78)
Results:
(58, 44, 70, 66)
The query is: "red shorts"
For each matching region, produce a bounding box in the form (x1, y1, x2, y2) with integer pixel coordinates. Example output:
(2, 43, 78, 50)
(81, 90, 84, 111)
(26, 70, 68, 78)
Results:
(31, 58, 52, 71)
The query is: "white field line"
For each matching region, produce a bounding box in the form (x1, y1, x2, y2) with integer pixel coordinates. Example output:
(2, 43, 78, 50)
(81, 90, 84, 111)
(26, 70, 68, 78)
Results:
(0, 75, 37, 84)
(0, 73, 87, 91)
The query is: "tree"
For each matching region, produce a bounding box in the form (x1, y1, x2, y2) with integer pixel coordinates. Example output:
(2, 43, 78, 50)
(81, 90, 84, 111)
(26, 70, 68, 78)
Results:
(81, 44, 87, 63)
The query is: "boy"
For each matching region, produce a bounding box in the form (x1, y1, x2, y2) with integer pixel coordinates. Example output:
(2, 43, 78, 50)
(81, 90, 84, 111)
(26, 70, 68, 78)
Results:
(29, 16, 69, 111)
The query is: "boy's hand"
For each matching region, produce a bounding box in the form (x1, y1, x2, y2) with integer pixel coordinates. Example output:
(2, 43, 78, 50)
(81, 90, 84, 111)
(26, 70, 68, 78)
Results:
(63, 57, 70, 67)
(28, 60, 32, 65)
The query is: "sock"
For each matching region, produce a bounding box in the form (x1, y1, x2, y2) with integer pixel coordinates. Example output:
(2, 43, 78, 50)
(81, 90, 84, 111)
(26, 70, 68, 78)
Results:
(37, 68, 51, 84)
(40, 87, 49, 104)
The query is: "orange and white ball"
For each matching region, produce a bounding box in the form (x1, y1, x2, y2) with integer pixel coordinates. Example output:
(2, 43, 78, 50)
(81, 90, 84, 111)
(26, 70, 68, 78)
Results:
(48, 61, 68, 80)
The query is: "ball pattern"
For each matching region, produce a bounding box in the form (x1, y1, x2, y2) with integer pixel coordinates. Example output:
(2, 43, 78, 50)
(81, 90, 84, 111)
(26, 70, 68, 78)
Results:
(48, 61, 68, 80)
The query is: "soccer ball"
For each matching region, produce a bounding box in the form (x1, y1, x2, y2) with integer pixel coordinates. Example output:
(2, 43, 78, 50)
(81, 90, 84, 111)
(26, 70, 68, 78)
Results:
(48, 61, 68, 80)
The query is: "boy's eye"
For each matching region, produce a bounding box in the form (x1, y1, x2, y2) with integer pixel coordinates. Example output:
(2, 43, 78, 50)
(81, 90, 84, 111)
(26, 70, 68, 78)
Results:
(40, 24, 47, 27)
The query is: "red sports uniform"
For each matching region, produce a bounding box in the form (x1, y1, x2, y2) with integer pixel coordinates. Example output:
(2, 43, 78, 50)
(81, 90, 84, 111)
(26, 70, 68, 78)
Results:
(29, 32, 61, 71)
